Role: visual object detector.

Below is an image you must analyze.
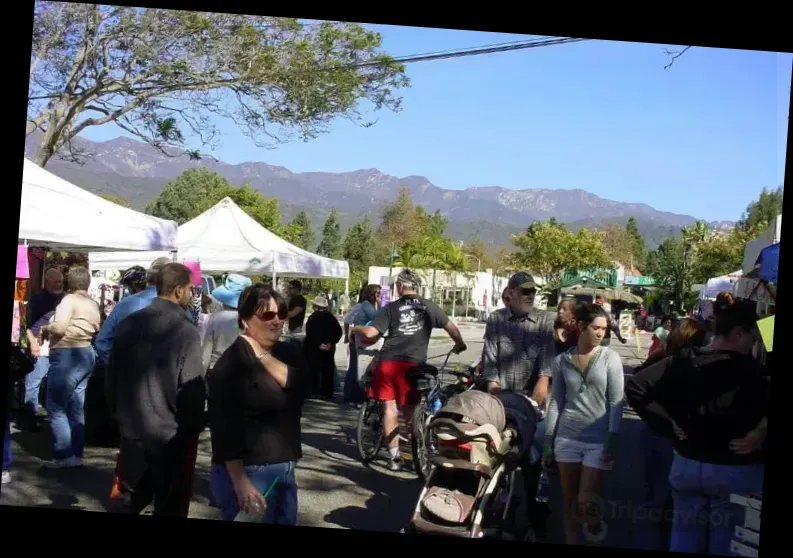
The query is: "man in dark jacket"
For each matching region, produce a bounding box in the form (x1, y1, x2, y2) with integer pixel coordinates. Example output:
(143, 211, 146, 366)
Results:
(304, 295, 343, 400)
(106, 263, 206, 517)
(624, 301, 768, 555)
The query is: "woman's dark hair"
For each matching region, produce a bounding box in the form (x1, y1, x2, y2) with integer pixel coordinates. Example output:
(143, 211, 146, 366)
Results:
(713, 300, 757, 338)
(360, 284, 379, 305)
(574, 302, 609, 328)
(66, 266, 91, 292)
(237, 284, 287, 329)
(666, 318, 707, 355)
(713, 291, 736, 316)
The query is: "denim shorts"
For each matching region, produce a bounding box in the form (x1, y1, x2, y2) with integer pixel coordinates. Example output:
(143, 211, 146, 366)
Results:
(554, 437, 613, 471)
(210, 461, 298, 525)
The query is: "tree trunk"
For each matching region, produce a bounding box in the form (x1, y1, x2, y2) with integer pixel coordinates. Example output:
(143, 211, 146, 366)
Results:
(451, 272, 457, 320)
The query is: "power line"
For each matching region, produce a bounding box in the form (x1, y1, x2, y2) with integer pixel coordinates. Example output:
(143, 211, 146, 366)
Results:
(361, 36, 590, 67)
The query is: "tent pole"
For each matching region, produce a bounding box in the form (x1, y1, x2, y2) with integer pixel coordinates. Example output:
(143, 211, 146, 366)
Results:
(345, 278, 349, 297)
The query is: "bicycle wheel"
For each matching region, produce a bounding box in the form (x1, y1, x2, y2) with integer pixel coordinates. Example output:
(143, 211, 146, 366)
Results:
(410, 401, 436, 482)
(356, 398, 384, 462)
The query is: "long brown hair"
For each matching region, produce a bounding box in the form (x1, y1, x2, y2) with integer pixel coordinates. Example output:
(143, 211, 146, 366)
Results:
(665, 318, 707, 356)
(360, 284, 380, 305)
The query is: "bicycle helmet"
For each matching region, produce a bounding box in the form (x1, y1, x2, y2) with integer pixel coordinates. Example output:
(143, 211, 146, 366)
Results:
(120, 266, 147, 292)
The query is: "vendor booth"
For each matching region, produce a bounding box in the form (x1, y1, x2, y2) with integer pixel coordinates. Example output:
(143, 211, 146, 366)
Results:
(88, 196, 350, 286)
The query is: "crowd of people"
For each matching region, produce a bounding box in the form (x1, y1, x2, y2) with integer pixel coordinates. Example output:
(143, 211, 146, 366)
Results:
(4, 259, 769, 556)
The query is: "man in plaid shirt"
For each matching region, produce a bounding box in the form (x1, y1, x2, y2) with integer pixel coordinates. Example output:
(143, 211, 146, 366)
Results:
(482, 271, 556, 538)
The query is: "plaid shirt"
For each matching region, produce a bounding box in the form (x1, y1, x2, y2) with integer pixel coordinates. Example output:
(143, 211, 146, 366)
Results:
(482, 307, 556, 394)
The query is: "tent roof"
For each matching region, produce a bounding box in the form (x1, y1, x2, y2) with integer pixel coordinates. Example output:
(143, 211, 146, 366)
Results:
(89, 197, 349, 279)
(19, 158, 178, 252)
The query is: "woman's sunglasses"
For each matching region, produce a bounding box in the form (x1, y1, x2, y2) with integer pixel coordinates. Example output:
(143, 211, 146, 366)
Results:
(257, 309, 288, 322)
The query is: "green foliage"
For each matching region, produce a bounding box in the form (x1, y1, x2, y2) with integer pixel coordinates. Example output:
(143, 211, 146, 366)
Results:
(602, 224, 635, 267)
(343, 216, 376, 291)
(736, 187, 783, 235)
(286, 211, 316, 250)
(317, 209, 343, 259)
(145, 168, 283, 233)
(625, 217, 646, 267)
(28, 5, 409, 166)
(510, 220, 610, 290)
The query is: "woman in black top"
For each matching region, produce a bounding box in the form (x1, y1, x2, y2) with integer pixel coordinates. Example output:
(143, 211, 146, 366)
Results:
(207, 284, 312, 524)
(625, 303, 768, 556)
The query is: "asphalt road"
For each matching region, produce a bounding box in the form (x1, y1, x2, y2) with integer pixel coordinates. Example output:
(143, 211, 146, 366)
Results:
(1, 322, 653, 548)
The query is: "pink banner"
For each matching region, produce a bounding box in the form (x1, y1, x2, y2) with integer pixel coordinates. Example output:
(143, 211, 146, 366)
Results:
(16, 245, 30, 279)
(184, 261, 202, 286)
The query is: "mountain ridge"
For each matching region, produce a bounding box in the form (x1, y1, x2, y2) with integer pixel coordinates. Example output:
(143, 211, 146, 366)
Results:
(24, 132, 734, 249)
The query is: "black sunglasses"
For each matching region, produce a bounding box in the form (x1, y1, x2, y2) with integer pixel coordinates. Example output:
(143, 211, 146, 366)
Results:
(521, 288, 536, 296)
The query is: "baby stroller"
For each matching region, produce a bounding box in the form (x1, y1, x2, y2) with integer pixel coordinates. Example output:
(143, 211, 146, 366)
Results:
(406, 390, 544, 540)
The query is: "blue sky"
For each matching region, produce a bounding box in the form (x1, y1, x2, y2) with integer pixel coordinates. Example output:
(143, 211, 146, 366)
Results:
(79, 26, 791, 223)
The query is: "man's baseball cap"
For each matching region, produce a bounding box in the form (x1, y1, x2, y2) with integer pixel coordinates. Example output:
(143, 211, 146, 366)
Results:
(148, 256, 172, 274)
(507, 271, 536, 290)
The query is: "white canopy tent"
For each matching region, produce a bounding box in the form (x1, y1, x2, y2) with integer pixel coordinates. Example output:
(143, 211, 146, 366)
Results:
(89, 197, 350, 282)
(699, 270, 743, 300)
(19, 158, 178, 252)
(742, 214, 782, 274)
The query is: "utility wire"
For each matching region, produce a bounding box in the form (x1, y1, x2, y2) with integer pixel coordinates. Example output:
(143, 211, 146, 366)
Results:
(360, 36, 590, 67)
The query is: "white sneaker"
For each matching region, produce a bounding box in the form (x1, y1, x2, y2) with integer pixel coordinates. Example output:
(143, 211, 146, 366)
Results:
(43, 456, 83, 469)
(1, 470, 10, 484)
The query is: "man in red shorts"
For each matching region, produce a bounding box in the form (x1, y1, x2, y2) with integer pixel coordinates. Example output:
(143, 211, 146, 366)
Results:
(352, 269, 466, 471)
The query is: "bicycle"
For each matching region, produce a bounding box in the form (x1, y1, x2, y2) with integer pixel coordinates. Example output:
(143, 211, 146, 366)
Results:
(355, 348, 471, 468)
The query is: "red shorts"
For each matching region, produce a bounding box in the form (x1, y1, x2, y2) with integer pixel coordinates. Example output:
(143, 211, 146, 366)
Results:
(368, 360, 421, 406)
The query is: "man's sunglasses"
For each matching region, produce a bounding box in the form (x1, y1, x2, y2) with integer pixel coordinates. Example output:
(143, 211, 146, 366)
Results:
(257, 309, 288, 322)
(520, 288, 536, 296)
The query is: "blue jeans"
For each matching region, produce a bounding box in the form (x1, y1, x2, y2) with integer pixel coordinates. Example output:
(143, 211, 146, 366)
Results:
(46, 347, 95, 460)
(669, 453, 764, 556)
(3, 418, 11, 471)
(633, 424, 674, 551)
(24, 356, 50, 415)
(210, 461, 298, 525)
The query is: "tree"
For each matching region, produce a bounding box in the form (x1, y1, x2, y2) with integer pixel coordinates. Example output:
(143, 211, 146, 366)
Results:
(287, 211, 315, 250)
(461, 238, 495, 272)
(28, 5, 409, 166)
(146, 168, 282, 231)
(343, 216, 375, 292)
(317, 209, 343, 259)
(416, 207, 448, 238)
(601, 225, 636, 268)
(625, 217, 646, 268)
(690, 229, 747, 284)
(736, 186, 783, 236)
(646, 236, 687, 311)
(510, 221, 610, 291)
(145, 168, 231, 223)
(99, 193, 130, 207)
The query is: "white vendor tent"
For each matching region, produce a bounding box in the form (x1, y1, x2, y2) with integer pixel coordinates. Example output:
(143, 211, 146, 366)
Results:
(699, 270, 743, 300)
(742, 214, 782, 274)
(19, 158, 178, 252)
(89, 197, 349, 280)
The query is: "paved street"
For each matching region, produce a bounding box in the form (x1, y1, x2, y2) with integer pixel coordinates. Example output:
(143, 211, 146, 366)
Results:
(1, 321, 654, 547)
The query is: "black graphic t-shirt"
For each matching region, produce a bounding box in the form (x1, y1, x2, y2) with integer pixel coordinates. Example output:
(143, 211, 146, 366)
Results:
(288, 294, 307, 332)
(370, 295, 449, 364)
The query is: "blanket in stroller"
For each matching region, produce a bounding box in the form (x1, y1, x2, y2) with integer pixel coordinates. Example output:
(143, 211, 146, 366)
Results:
(493, 391, 539, 458)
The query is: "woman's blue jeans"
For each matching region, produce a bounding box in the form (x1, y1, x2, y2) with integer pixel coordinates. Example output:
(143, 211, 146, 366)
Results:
(46, 346, 95, 460)
(668, 453, 764, 556)
(210, 461, 298, 525)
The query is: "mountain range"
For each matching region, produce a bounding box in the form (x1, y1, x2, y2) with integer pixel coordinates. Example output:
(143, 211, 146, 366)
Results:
(24, 132, 735, 251)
